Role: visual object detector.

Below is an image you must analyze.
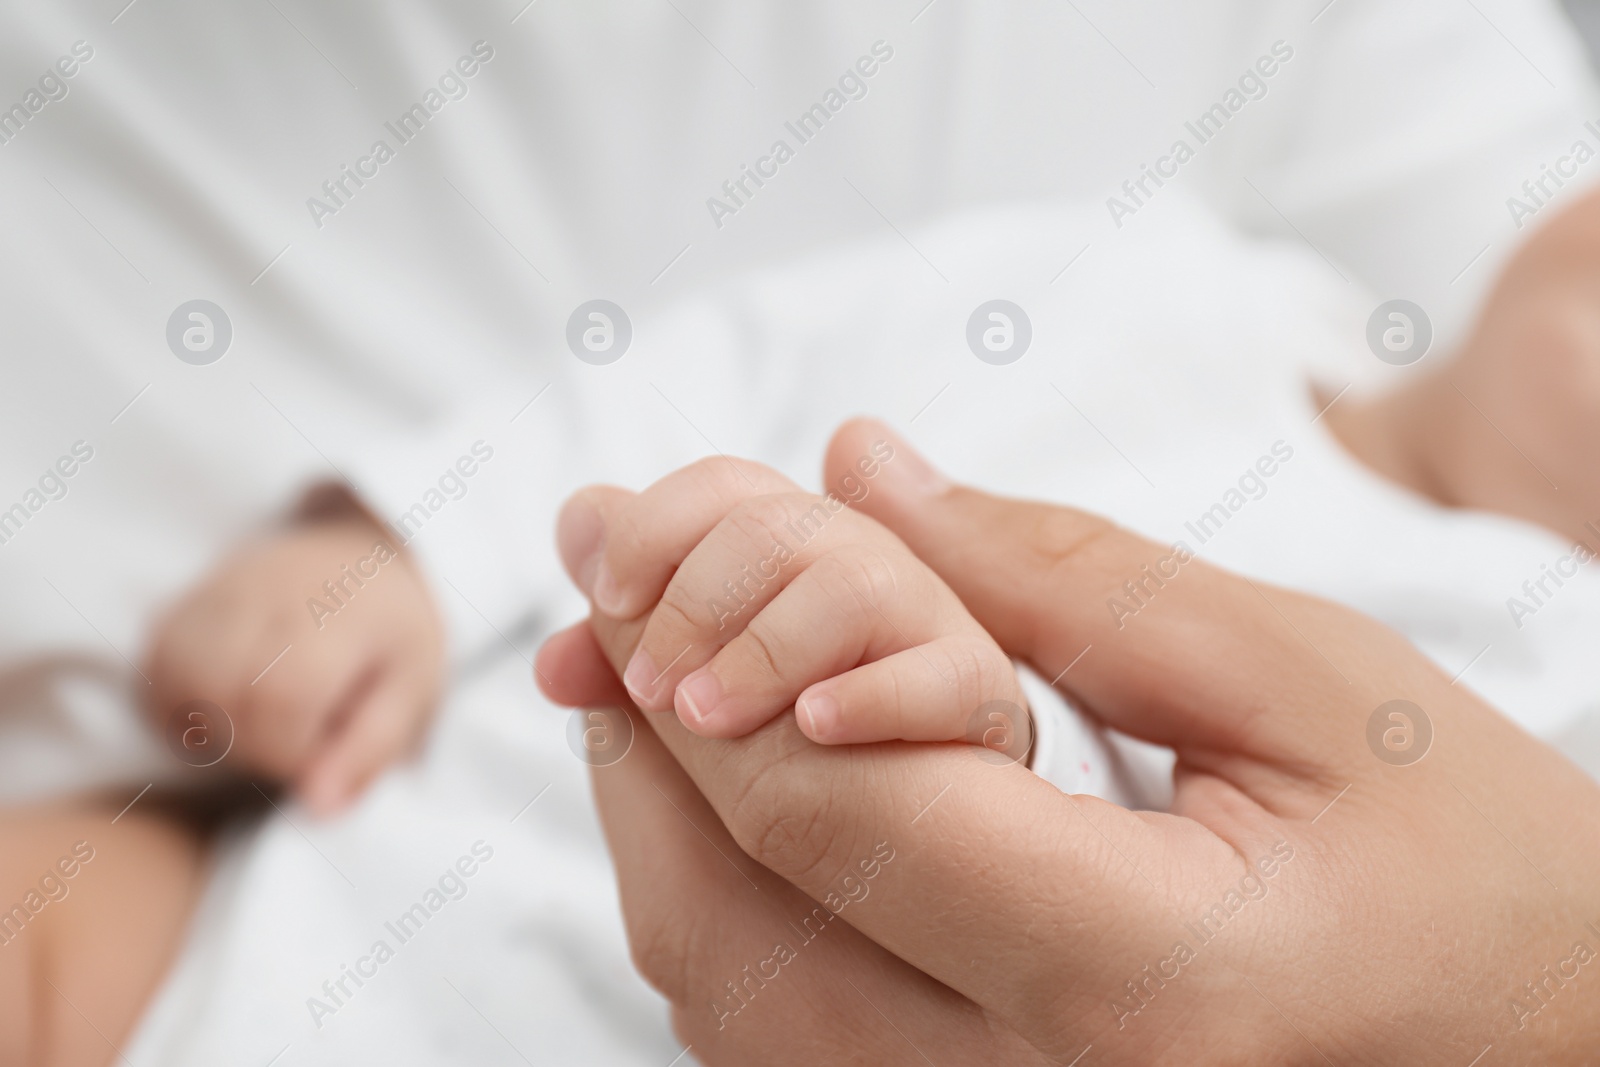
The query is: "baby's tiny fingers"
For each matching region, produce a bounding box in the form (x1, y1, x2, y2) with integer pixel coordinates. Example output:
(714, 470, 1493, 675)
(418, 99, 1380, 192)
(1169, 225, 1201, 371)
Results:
(795, 634, 1027, 749)
(670, 541, 940, 736)
(586, 457, 796, 619)
(621, 492, 892, 713)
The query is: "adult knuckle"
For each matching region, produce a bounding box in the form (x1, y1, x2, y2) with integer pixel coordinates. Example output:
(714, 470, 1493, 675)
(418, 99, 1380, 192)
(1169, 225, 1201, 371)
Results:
(747, 804, 839, 885)
(725, 759, 856, 885)
(1017, 510, 1148, 622)
(1025, 508, 1121, 578)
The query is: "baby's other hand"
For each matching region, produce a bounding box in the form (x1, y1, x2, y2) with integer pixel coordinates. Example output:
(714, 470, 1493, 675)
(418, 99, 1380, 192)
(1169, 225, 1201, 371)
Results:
(143, 488, 444, 814)
(552, 437, 1027, 754)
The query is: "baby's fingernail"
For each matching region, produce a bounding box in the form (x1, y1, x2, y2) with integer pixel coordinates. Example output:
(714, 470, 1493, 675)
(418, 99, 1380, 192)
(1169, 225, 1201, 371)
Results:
(676, 670, 722, 729)
(593, 562, 627, 615)
(622, 648, 659, 706)
(797, 692, 840, 741)
(557, 495, 606, 593)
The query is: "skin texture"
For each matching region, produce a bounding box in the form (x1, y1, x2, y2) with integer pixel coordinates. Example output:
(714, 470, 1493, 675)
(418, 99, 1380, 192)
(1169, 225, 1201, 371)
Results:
(1328, 185, 1600, 552)
(0, 803, 204, 1067)
(558, 453, 1026, 749)
(538, 419, 1600, 1066)
(141, 493, 445, 815)
(13, 179, 1600, 1067)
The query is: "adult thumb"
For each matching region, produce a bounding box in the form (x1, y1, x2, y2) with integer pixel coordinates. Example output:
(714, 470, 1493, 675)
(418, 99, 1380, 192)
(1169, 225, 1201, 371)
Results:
(824, 418, 1397, 772)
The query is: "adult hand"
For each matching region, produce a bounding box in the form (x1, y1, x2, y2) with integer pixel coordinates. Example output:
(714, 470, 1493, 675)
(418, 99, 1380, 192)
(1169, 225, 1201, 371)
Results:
(143, 487, 444, 814)
(538, 420, 1600, 1065)
(1331, 185, 1600, 552)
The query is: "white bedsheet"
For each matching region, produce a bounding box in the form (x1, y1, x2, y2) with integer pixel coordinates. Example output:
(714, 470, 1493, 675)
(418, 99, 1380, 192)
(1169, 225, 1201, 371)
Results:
(125, 646, 680, 1066)
(107, 194, 1600, 1065)
(1, 2, 1597, 1059)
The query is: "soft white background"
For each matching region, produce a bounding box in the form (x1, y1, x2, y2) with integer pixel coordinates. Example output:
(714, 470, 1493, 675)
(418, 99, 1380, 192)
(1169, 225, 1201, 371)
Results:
(1, 2, 1598, 1062)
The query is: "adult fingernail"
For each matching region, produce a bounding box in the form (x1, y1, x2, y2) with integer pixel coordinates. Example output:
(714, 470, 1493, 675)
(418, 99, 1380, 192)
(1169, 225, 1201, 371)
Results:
(797, 692, 840, 741)
(557, 495, 606, 594)
(867, 421, 950, 497)
(622, 648, 659, 706)
(593, 562, 627, 616)
(676, 669, 722, 729)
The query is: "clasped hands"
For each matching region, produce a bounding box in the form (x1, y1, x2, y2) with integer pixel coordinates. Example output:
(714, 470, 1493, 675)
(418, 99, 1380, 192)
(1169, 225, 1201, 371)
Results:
(537, 418, 1600, 1066)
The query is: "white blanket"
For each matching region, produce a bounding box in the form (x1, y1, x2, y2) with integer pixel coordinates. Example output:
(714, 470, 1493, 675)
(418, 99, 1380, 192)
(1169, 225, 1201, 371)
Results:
(117, 194, 1600, 1065)
(0, 1, 1596, 1060)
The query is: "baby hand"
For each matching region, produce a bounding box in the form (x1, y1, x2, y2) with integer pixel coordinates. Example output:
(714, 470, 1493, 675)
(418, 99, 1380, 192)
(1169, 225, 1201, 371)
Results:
(142, 490, 444, 813)
(556, 445, 1028, 754)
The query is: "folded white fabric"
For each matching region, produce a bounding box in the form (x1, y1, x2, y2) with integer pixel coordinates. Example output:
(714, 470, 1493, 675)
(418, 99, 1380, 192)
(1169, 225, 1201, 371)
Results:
(119, 193, 1600, 1064)
(1021, 662, 1175, 810)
